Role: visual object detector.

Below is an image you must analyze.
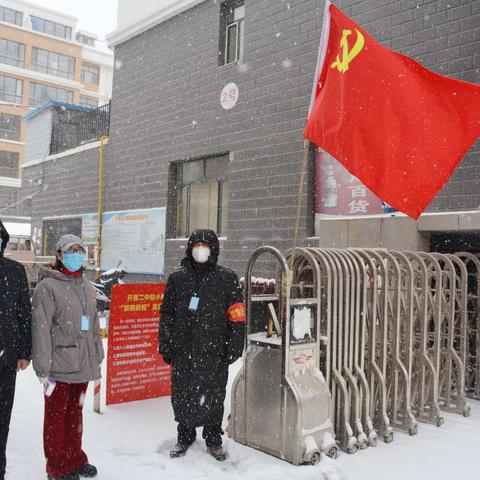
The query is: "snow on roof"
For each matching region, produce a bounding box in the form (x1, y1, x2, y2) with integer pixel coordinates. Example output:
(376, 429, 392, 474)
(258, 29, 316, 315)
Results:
(3, 222, 31, 237)
(107, 0, 206, 47)
(22, 100, 96, 122)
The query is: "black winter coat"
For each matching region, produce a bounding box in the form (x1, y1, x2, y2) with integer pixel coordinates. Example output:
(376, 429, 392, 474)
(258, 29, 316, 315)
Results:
(159, 230, 245, 426)
(0, 221, 32, 369)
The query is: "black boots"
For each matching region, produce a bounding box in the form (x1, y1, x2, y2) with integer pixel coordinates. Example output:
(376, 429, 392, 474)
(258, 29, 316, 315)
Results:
(207, 445, 226, 461)
(76, 464, 98, 477)
(169, 442, 192, 458)
(47, 474, 80, 480)
(47, 463, 97, 480)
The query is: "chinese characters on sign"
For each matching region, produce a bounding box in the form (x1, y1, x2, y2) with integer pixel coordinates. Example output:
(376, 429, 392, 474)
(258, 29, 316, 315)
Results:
(315, 149, 396, 215)
(82, 208, 166, 274)
(106, 283, 170, 405)
(220, 82, 239, 110)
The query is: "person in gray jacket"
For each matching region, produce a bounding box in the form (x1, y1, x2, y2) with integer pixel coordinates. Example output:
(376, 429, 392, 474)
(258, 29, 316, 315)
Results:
(32, 234, 104, 480)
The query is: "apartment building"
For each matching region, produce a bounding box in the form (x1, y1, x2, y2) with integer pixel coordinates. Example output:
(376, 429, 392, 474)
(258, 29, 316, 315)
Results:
(0, 0, 113, 218)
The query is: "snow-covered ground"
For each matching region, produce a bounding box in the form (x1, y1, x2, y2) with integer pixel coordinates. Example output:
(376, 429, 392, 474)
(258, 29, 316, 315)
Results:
(7, 357, 480, 480)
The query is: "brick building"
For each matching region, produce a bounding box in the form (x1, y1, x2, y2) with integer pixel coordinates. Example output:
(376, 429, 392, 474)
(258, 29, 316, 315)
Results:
(22, 0, 480, 279)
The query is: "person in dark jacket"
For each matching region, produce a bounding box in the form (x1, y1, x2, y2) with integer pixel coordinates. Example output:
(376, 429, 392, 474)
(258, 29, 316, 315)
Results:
(0, 220, 31, 480)
(159, 229, 245, 461)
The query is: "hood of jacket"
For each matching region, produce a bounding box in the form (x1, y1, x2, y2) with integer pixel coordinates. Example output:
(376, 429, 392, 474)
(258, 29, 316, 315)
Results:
(181, 229, 220, 269)
(0, 219, 9, 256)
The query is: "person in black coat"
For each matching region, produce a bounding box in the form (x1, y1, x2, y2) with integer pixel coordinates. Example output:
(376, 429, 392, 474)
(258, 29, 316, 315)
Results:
(159, 229, 245, 461)
(0, 220, 31, 480)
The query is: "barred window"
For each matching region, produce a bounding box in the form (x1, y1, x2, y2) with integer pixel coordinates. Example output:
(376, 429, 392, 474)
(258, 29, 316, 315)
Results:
(0, 113, 21, 141)
(31, 16, 72, 40)
(29, 82, 73, 107)
(0, 75, 23, 104)
(32, 48, 75, 80)
(0, 150, 19, 178)
(0, 6, 22, 26)
(173, 155, 229, 237)
(0, 38, 25, 68)
(81, 64, 100, 85)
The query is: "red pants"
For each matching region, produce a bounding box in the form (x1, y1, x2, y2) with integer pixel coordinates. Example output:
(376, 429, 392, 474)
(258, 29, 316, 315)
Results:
(44, 381, 89, 478)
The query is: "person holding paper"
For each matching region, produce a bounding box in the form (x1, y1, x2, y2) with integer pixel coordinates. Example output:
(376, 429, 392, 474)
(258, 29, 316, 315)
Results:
(32, 234, 104, 480)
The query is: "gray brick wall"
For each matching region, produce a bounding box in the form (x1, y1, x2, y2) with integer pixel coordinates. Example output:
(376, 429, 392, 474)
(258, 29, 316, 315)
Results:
(107, 0, 480, 277)
(22, 145, 104, 234)
(16, 0, 479, 279)
(0, 186, 30, 219)
(108, 0, 324, 276)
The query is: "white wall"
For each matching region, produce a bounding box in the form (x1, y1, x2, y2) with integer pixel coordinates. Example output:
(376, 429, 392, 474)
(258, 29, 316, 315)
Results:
(116, 0, 173, 30)
(1, 0, 77, 34)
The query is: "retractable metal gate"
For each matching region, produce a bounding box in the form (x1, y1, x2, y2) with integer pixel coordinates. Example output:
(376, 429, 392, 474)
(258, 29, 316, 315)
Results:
(455, 252, 480, 400)
(229, 246, 477, 464)
(228, 246, 337, 465)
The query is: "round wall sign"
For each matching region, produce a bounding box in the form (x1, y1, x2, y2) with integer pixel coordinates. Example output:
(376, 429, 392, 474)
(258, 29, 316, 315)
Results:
(220, 82, 239, 110)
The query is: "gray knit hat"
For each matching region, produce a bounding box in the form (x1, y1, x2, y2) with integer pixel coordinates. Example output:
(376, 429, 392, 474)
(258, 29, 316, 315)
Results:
(56, 234, 85, 253)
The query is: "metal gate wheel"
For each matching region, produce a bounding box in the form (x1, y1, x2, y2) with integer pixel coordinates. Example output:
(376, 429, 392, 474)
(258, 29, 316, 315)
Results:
(326, 446, 338, 459)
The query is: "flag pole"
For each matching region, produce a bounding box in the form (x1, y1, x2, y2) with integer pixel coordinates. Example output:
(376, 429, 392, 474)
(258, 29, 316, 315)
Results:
(289, 0, 331, 274)
(288, 139, 310, 275)
(308, 0, 332, 117)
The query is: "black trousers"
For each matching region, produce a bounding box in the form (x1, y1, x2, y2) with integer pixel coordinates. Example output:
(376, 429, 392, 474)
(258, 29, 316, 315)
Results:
(0, 366, 16, 480)
(177, 423, 223, 447)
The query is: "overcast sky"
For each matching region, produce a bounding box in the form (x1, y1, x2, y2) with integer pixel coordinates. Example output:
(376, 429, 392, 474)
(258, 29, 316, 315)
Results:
(27, 0, 118, 42)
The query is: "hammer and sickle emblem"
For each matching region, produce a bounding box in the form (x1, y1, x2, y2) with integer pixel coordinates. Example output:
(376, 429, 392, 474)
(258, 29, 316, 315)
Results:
(331, 28, 365, 73)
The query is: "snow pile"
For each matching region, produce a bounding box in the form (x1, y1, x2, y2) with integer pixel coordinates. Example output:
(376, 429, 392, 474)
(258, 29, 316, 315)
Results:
(6, 357, 480, 479)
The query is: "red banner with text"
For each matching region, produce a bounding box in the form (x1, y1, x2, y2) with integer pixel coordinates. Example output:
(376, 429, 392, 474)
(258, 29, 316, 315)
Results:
(106, 283, 170, 405)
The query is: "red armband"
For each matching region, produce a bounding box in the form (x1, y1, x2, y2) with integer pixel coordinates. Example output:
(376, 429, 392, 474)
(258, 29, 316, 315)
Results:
(227, 303, 245, 323)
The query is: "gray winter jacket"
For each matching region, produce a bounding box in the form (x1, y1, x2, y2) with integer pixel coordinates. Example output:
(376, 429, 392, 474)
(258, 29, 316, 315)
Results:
(32, 268, 104, 383)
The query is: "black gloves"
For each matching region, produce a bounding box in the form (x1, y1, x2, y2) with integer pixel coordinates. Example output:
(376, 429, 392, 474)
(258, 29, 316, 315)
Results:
(161, 353, 173, 365)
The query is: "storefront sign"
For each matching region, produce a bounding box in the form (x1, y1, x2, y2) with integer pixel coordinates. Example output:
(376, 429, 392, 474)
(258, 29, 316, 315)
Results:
(315, 150, 396, 215)
(106, 283, 170, 405)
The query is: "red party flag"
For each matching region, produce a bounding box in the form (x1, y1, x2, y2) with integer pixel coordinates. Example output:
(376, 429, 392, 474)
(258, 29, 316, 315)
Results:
(305, 1, 480, 219)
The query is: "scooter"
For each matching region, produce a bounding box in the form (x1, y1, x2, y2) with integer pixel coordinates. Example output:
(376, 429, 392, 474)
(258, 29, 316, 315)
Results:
(93, 261, 127, 312)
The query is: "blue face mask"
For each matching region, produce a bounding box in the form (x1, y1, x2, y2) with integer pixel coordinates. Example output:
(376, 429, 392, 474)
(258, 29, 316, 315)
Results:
(62, 252, 85, 272)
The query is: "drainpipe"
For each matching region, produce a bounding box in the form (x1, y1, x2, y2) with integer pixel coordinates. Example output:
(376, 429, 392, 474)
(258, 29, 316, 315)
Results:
(96, 135, 107, 280)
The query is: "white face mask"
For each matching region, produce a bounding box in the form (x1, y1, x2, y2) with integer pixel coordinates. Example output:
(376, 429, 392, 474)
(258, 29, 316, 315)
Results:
(192, 246, 211, 264)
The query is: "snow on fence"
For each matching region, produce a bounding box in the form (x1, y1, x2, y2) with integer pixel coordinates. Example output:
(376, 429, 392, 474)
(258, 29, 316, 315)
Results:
(230, 247, 480, 464)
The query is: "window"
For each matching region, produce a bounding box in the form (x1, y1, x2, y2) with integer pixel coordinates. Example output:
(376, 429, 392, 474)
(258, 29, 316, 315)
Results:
(0, 5, 22, 26)
(81, 64, 100, 85)
(32, 48, 75, 80)
(0, 113, 21, 141)
(29, 82, 73, 107)
(0, 75, 23, 104)
(30, 16, 72, 40)
(174, 156, 229, 237)
(0, 38, 25, 68)
(219, 1, 244, 65)
(0, 150, 19, 178)
(76, 33, 95, 47)
(79, 96, 97, 107)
